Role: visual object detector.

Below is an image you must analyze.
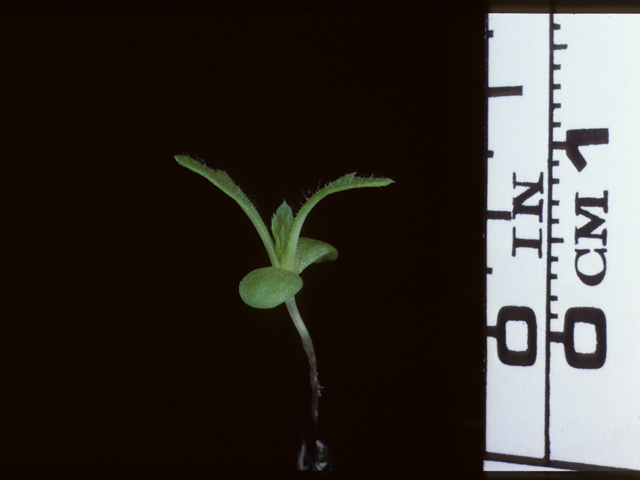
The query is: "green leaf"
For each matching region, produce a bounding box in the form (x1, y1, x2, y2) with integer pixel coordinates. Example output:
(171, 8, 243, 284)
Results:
(271, 200, 294, 265)
(281, 173, 394, 270)
(294, 237, 338, 274)
(239, 266, 303, 309)
(175, 155, 278, 266)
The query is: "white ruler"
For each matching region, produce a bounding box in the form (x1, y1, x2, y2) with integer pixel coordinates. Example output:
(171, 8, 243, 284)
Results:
(484, 14, 640, 472)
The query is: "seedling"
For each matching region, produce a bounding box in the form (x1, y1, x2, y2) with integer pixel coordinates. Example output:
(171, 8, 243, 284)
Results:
(175, 155, 394, 470)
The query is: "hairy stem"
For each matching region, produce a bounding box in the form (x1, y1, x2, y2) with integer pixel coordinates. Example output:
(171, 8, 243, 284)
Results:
(284, 296, 323, 428)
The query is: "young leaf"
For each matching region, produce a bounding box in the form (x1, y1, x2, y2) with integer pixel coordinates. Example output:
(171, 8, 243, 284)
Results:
(239, 266, 303, 309)
(294, 237, 338, 274)
(271, 200, 294, 265)
(281, 173, 394, 270)
(175, 155, 278, 266)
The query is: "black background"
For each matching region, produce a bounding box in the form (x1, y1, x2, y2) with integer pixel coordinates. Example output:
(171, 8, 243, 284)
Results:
(3, 12, 485, 470)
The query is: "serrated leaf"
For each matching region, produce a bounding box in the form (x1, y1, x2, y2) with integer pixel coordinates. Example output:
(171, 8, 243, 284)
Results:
(239, 266, 303, 309)
(281, 172, 394, 269)
(271, 200, 294, 264)
(293, 237, 338, 274)
(175, 155, 278, 266)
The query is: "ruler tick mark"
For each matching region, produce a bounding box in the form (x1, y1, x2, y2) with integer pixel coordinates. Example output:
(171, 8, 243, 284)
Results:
(487, 210, 511, 220)
(488, 86, 523, 97)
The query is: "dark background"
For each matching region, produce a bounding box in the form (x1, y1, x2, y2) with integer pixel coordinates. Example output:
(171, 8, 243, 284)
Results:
(3, 12, 485, 470)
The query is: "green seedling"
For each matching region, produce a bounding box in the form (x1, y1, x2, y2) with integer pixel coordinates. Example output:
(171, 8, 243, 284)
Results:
(175, 154, 394, 470)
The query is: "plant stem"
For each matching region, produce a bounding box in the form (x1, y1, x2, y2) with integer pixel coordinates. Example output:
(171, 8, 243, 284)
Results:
(284, 296, 323, 428)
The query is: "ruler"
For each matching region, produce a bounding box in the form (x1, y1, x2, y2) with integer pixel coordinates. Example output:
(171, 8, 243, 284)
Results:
(484, 14, 640, 472)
